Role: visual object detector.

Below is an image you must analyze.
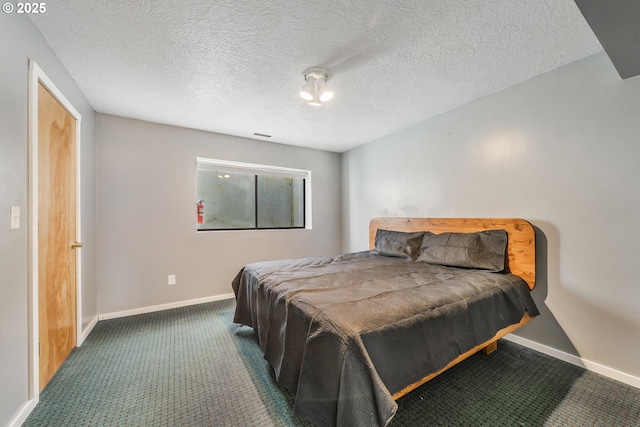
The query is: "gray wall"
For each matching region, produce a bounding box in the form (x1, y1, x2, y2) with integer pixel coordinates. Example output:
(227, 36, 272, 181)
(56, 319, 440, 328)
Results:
(96, 114, 342, 314)
(0, 13, 97, 425)
(342, 52, 640, 379)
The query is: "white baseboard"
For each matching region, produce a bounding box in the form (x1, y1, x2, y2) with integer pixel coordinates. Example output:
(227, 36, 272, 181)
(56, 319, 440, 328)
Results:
(7, 397, 38, 427)
(504, 334, 640, 389)
(98, 293, 235, 321)
(79, 314, 99, 346)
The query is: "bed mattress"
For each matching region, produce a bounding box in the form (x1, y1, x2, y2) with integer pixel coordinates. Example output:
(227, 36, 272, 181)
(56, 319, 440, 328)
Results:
(232, 251, 539, 427)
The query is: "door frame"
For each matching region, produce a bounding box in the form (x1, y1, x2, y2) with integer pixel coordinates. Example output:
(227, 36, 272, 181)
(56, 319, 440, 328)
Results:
(28, 60, 83, 400)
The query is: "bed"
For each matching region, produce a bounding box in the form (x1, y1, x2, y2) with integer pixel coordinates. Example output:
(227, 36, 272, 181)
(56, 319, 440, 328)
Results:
(232, 218, 539, 427)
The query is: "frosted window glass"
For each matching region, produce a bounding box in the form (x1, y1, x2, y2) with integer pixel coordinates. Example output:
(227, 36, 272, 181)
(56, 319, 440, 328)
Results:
(196, 170, 255, 229)
(196, 158, 308, 231)
(257, 176, 304, 228)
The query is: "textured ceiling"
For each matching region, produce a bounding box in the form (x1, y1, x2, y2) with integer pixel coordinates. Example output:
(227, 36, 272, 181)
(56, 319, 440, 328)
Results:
(30, 0, 602, 152)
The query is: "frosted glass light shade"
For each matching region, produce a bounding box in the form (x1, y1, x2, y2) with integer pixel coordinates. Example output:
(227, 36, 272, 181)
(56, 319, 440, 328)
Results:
(300, 68, 334, 106)
(299, 78, 315, 101)
(315, 78, 332, 102)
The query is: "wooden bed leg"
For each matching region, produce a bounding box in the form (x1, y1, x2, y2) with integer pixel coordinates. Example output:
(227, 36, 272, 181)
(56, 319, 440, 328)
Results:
(482, 341, 498, 355)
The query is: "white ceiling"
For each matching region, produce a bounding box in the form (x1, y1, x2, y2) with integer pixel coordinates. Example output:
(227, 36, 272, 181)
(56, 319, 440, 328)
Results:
(30, 0, 602, 153)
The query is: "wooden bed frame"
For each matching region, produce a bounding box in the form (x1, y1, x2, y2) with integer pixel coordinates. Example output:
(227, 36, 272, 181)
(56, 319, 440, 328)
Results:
(368, 218, 536, 400)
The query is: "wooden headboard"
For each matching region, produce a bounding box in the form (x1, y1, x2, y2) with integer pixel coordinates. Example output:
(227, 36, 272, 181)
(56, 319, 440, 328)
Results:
(369, 218, 536, 290)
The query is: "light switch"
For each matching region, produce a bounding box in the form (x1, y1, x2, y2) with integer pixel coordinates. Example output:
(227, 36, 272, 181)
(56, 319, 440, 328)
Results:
(10, 206, 20, 229)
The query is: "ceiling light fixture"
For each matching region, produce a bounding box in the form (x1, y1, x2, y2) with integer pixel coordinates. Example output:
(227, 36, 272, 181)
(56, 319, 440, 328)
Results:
(299, 68, 334, 106)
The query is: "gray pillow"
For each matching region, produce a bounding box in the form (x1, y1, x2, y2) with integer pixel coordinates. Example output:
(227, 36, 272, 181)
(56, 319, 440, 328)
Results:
(417, 229, 508, 272)
(374, 229, 429, 260)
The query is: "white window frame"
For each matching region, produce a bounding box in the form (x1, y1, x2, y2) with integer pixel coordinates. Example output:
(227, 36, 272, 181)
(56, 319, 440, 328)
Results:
(196, 157, 312, 230)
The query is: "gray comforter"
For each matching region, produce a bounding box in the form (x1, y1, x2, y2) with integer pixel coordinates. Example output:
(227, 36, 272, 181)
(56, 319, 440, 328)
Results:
(232, 251, 539, 427)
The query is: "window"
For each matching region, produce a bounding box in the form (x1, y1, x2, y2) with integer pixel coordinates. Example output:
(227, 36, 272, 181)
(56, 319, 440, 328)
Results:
(196, 157, 311, 231)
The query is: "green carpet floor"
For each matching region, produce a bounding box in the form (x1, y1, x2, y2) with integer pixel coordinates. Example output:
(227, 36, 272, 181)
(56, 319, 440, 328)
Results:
(24, 299, 640, 426)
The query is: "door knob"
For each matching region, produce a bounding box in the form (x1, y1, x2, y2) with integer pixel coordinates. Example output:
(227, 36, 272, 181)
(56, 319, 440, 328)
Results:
(71, 242, 83, 249)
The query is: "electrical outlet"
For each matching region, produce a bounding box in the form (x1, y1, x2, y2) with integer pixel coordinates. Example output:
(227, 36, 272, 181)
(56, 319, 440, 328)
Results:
(168, 274, 176, 285)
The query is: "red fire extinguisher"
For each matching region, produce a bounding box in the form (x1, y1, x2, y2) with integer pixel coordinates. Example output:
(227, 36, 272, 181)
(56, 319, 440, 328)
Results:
(197, 200, 204, 225)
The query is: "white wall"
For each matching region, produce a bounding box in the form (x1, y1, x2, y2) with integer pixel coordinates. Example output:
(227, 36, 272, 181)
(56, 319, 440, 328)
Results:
(96, 114, 342, 315)
(0, 13, 97, 426)
(342, 52, 640, 380)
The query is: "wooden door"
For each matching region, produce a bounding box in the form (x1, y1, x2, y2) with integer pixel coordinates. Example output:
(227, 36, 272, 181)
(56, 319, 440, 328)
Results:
(38, 82, 77, 391)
